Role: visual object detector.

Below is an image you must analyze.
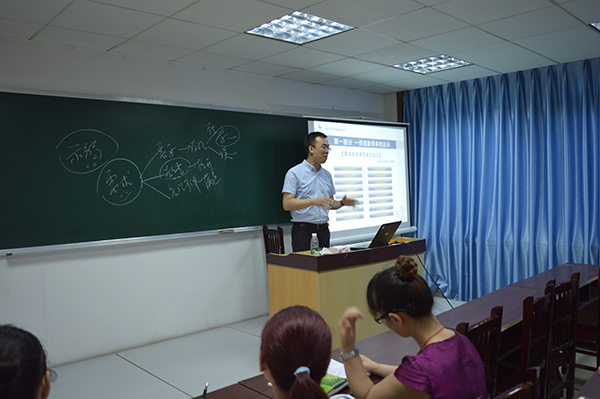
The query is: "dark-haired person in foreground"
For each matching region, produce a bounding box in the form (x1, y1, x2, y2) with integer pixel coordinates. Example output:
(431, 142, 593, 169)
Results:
(260, 306, 331, 399)
(338, 256, 487, 399)
(0, 324, 53, 399)
(282, 131, 358, 252)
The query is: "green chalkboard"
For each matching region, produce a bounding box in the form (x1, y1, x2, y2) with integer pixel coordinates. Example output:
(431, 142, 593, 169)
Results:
(0, 91, 306, 250)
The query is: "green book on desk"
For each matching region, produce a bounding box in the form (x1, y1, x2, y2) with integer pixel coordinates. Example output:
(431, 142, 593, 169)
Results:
(320, 372, 348, 396)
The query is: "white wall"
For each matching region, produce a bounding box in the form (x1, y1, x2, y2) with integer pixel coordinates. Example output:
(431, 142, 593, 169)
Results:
(0, 37, 392, 366)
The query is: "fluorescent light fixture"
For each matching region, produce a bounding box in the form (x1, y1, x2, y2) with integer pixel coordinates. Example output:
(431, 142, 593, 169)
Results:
(394, 55, 472, 74)
(246, 11, 353, 45)
(591, 22, 600, 32)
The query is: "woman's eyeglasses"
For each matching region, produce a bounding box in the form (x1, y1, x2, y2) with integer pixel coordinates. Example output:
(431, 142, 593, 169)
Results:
(374, 310, 407, 324)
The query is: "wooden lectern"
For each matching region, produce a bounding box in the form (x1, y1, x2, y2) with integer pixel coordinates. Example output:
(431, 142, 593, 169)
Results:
(267, 238, 426, 349)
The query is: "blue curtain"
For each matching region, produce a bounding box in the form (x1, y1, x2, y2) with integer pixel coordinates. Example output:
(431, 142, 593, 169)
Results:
(404, 57, 600, 301)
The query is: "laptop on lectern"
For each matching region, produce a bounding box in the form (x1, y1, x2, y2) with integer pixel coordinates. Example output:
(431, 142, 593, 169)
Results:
(350, 220, 401, 250)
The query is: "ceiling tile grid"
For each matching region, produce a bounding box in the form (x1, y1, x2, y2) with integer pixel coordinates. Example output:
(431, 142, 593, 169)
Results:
(49, 1, 164, 38)
(0, 0, 598, 94)
(0, 17, 43, 40)
(34, 26, 125, 51)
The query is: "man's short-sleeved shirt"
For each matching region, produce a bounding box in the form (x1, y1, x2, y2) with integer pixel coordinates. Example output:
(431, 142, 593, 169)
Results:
(282, 160, 335, 223)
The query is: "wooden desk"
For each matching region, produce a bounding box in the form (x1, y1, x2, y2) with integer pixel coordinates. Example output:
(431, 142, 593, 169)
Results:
(194, 382, 269, 399)
(333, 263, 600, 366)
(438, 263, 599, 330)
(239, 375, 272, 398)
(331, 329, 421, 366)
(510, 263, 599, 290)
(510, 263, 599, 303)
(328, 264, 582, 369)
(437, 285, 545, 332)
(236, 364, 600, 399)
(267, 238, 426, 349)
(438, 263, 599, 358)
(221, 263, 600, 399)
(240, 345, 395, 399)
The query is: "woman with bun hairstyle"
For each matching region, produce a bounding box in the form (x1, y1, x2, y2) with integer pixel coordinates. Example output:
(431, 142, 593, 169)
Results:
(0, 325, 53, 399)
(338, 256, 486, 399)
(260, 306, 331, 399)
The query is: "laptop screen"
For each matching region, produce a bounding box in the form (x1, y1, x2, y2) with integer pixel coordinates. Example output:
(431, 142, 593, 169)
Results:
(368, 220, 401, 248)
(350, 221, 401, 250)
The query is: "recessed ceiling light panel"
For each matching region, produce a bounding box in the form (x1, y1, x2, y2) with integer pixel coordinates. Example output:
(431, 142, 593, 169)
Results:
(394, 55, 472, 74)
(247, 11, 353, 45)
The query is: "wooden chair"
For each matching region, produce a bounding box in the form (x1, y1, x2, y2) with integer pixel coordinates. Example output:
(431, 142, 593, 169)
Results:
(522, 289, 554, 399)
(457, 306, 503, 398)
(262, 224, 285, 255)
(494, 366, 539, 399)
(497, 290, 553, 399)
(575, 268, 600, 372)
(544, 272, 579, 399)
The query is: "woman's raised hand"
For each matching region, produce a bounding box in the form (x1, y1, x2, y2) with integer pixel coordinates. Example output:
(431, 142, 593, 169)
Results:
(338, 306, 363, 352)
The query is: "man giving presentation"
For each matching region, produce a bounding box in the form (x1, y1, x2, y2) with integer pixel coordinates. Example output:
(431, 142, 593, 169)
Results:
(282, 132, 358, 252)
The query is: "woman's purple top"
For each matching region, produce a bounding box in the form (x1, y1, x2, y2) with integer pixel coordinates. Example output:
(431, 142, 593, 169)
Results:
(394, 332, 487, 399)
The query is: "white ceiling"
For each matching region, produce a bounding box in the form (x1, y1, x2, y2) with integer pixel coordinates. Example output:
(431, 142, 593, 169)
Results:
(1, 0, 600, 94)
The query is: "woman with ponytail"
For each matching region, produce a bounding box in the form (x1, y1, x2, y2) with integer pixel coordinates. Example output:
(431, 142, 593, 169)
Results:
(338, 256, 486, 399)
(0, 325, 53, 399)
(260, 306, 331, 399)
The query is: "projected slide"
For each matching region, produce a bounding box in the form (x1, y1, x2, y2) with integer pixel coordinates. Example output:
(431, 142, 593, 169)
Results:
(307, 118, 411, 240)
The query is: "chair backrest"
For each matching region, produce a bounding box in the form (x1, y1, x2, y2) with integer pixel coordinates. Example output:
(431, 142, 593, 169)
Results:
(520, 290, 553, 399)
(543, 272, 579, 399)
(262, 225, 285, 255)
(575, 267, 600, 371)
(493, 366, 539, 399)
(457, 306, 503, 397)
(545, 272, 579, 352)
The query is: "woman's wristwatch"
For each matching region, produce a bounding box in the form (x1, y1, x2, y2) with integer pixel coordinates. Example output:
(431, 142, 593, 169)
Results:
(339, 347, 359, 362)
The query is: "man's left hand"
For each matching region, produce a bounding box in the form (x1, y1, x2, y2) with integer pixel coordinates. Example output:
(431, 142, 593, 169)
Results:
(341, 195, 359, 207)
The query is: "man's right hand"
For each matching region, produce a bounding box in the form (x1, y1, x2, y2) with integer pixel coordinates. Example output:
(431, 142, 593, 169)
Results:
(314, 197, 334, 210)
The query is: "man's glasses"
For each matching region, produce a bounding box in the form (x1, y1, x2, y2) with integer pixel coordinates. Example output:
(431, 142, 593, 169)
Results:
(318, 145, 331, 152)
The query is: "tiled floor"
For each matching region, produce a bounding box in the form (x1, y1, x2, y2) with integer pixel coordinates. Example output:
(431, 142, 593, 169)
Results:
(49, 297, 596, 398)
(51, 316, 268, 399)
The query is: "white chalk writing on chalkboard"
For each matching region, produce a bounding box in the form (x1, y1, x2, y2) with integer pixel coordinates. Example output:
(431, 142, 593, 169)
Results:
(96, 158, 143, 206)
(55, 129, 119, 174)
(57, 123, 240, 206)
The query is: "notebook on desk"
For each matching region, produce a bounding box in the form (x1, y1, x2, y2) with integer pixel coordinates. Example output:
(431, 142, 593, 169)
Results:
(349, 221, 401, 250)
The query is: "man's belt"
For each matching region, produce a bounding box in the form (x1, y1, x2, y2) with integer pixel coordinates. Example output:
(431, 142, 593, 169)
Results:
(294, 222, 329, 230)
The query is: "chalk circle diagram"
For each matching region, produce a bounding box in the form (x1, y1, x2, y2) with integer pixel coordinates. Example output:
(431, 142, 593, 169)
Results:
(58, 124, 239, 206)
(96, 158, 143, 206)
(158, 157, 192, 181)
(55, 129, 119, 174)
(211, 124, 240, 147)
